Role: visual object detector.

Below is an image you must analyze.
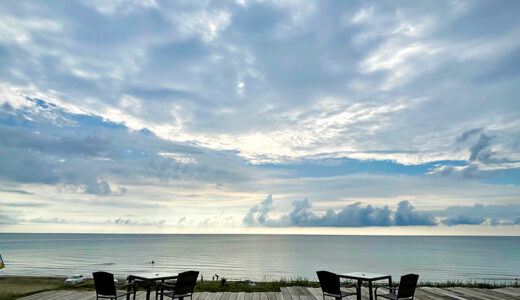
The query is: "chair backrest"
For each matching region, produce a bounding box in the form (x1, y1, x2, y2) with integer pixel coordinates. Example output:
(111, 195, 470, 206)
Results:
(397, 274, 419, 299)
(173, 271, 199, 296)
(93, 271, 117, 296)
(316, 271, 341, 296)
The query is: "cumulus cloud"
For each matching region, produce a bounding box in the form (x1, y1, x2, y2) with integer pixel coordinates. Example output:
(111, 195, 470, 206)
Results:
(244, 196, 520, 228)
(433, 203, 520, 220)
(394, 201, 436, 226)
(243, 196, 434, 227)
(243, 194, 274, 225)
(442, 215, 486, 226)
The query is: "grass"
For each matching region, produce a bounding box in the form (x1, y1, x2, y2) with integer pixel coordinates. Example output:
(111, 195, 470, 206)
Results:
(0, 276, 518, 299)
(0, 277, 64, 300)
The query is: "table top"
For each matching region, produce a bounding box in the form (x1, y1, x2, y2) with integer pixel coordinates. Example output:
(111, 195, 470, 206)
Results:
(340, 272, 391, 281)
(128, 272, 178, 281)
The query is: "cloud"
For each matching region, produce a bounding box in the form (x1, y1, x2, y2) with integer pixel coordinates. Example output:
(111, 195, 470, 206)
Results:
(469, 133, 493, 162)
(112, 218, 166, 226)
(2, 202, 48, 207)
(243, 194, 274, 225)
(433, 203, 520, 220)
(244, 196, 520, 228)
(0, 211, 19, 224)
(442, 215, 486, 226)
(0, 98, 254, 195)
(456, 128, 482, 143)
(84, 180, 127, 196)
(244, 196, 434, 227)
(394, 201, 436, 226)
(28, 217, 74, 224)
(0, 188, 33, 195)
(0, 0, 518, 169)
(83, 0, 158, 15)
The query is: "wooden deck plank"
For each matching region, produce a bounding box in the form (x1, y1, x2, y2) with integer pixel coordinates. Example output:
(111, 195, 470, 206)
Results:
(49, 290, 81, 300)
(447, 287, 498, 300)
(193, 292, 202, 300)
(244, 292, 253, 300)
(502, 287, 520, 296)
(285, 286, 302, 299)
(267, 291, 277, 300)
(414, 289, 444, 300)
(19, 290, 59, 300)
(296, 286, 316, 300)
(420, 287, 469, 300)
(492, 288, 520, 298)
(221, 291, 232, 300)
(74, 292, 95, 300)
(206, 292, 222, 300)
(215, 292, 225, 300)
(305, 287, 322, 300)
(229, 292, 239, 300)
(237, 292, 246, 300)
(201, 292, 213, 300)
(21, 290, 64, 300)
(306, 288, 319, 295)
(463, 288, 518, 300)
(260, 292, 269, 300)
(280, 287, 293, 300)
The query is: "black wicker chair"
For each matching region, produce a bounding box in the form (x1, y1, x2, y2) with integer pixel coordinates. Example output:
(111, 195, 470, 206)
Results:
(374, 274, 419, 300)
(93, 271, 136, 300)
(316, 271, 360, 300)
(156, 271, 199, 300)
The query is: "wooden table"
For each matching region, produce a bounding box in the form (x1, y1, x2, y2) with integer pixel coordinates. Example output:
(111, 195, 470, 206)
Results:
(340, 272, 392, 300)
(126, 272, 178, 300)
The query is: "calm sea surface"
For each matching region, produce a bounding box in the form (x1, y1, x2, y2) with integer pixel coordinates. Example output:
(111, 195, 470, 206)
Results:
(0, 234, 519, 282)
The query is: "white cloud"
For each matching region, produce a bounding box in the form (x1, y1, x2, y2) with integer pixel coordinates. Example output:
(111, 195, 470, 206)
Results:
(175, 10, 232, 42)
(85, 0, 158, 15)
(158, 152, 197, 164)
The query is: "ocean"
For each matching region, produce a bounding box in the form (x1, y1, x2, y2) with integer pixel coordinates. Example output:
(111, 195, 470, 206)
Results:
(0, 234, 518, 283)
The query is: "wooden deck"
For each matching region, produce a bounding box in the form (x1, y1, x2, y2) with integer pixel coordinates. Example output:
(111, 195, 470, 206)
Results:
(19, 286, 520, 300)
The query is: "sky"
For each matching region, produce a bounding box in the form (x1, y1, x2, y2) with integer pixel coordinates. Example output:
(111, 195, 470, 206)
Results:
(0, 0, 519, 235)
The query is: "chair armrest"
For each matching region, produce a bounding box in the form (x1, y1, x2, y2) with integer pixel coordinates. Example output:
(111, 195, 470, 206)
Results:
(157, 282, 176, 290)
(340, 283, 359, 289)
